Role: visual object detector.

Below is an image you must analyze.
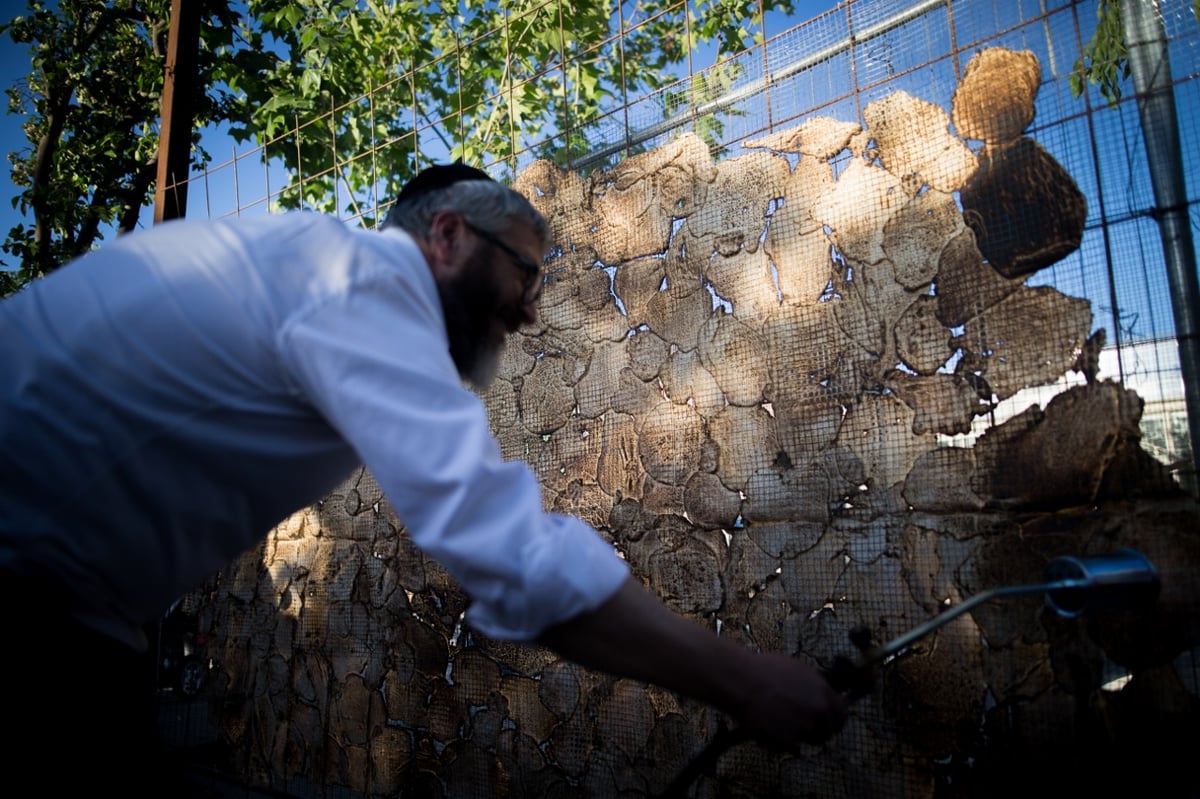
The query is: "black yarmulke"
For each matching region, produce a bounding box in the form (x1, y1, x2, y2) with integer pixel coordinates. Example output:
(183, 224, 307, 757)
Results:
(395, 161, 495, 205)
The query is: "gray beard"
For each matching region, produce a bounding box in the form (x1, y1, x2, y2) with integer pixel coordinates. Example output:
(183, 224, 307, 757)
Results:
(439, 244, 505, 391)
(462, 340, 501, 391)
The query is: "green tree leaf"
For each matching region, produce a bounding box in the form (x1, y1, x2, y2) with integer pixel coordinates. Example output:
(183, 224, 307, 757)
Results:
(1071, 0, 1130, 109)
(1, 0, 237, 286)
(2, 0, 798, 290)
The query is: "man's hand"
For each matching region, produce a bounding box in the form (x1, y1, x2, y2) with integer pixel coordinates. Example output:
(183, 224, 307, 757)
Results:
(540, 576, 848, 749)
(725, 650, 848, 746)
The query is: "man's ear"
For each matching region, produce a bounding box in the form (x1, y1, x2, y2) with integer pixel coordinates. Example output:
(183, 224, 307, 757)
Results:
(427, 211, 470, 280)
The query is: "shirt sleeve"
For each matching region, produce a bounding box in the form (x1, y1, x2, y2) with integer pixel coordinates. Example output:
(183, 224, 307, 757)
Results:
(276, 258, 629, 641)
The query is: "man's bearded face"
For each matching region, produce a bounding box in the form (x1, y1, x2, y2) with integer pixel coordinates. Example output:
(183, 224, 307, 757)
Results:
(438, 239, 515, 389)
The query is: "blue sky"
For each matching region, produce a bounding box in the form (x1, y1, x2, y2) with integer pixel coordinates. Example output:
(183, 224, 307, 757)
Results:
(0, 2, 840, 269)
(1, 15, 34, 263)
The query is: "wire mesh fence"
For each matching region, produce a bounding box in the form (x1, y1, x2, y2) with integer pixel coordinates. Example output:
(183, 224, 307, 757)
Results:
(162, 1, 1200, 797)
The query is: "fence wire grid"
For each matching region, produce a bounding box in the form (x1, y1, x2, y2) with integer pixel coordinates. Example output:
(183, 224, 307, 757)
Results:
(161, 1, 1200, 798)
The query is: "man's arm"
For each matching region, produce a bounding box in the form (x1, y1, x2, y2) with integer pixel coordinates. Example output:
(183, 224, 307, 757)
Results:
(538, 575, 847, 746)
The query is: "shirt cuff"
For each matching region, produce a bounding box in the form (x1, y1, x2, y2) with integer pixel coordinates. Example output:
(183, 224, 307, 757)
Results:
(463, 513, 630, 641)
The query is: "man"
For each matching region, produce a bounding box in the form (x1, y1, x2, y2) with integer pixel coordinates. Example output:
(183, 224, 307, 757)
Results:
(0, 163, 845, 790)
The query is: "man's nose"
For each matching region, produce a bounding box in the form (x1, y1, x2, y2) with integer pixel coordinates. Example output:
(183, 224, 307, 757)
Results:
(516, 299, 538, 329)
(501, 300, 537, 333)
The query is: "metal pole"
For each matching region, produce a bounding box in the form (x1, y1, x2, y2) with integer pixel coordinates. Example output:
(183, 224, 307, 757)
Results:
(1120, 0, 1200, 489)
(154, 0, 202, 223)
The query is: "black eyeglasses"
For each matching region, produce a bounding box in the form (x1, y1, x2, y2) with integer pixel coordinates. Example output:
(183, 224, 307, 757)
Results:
(464, 222, 544, 305)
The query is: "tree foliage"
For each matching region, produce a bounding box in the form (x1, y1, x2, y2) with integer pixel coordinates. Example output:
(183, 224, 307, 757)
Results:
(1, 1, 237, 290)
(1070, 0, 1129, 108)
(2, 0, 795, 292)
(1070, 0, 1200, 109)
(218, 0, 795, 222)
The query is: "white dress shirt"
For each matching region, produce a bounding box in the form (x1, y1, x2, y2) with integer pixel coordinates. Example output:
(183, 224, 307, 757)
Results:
(0, 212, 628, 650)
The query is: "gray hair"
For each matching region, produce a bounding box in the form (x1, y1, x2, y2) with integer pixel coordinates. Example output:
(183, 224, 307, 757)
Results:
(382, 179, 549, 247)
